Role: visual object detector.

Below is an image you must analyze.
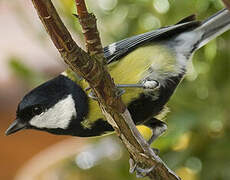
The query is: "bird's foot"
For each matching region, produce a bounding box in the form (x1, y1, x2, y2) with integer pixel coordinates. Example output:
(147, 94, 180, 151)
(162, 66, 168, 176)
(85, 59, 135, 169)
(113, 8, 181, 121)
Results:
(152, 147, 160, 155)
(88, 91, 98, 100)
(115, 88, 126, 97)
(85, 87, 98, 100)
(129, 158, 155, 178)
(87, 80, 160, 100)
(88, 88, 125, 100)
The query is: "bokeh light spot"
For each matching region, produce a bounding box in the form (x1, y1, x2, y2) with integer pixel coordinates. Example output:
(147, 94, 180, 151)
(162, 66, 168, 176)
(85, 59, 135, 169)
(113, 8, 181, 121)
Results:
(176, 167, 197, 180)
(75, 151, 96, 170)
(153, 0, 170, 14)
(204, 40, 217, 61)
(196, 86, 209, 100)
(185, 157, 202, 173)
(173, 132, 191, 151)
(139, 13, 161, 31)
(209, 120, 223, 133)
(98, 0, 117, 11)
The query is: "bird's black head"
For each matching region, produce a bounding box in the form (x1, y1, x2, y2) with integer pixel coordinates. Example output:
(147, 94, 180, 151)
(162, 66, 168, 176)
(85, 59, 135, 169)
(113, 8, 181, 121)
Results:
(5, 75, 89, 136)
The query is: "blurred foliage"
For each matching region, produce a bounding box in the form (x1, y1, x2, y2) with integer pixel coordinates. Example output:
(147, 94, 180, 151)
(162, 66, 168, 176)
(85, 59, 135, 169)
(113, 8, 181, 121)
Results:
(9, 0, 230, 179)
(33, 137, 149, 180)
(8, 57, 45, 87)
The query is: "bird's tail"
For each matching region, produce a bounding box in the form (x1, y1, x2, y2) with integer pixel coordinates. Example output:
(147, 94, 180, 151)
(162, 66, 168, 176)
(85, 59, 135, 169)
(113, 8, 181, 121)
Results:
(195, 8, 230, 49)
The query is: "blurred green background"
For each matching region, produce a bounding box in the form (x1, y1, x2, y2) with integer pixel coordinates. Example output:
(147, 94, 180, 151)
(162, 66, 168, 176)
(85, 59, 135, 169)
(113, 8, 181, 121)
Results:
(1, 0, 230, 180)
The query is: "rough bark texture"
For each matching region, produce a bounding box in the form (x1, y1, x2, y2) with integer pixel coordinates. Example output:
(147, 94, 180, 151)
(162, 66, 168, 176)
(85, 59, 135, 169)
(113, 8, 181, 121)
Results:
(30, 0, 180, 179)
(75, 0, 104, 58)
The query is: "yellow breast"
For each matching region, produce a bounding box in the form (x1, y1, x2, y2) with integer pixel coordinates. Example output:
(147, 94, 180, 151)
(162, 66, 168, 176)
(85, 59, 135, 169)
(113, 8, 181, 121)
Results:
(81, 43, 176, 127)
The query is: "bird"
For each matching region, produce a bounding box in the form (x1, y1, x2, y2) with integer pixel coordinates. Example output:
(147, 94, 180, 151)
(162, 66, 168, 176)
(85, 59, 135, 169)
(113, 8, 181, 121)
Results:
(5, 8, 230, 147)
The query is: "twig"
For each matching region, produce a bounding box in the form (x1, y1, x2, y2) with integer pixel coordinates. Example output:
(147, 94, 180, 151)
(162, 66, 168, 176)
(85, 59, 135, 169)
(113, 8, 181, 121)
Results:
(75, 0, 104, 58)
(30, 0, 180, 179)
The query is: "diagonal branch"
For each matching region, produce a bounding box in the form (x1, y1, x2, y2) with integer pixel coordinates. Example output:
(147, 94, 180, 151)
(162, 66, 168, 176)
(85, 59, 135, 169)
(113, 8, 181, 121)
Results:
(30, 0, 180, 179)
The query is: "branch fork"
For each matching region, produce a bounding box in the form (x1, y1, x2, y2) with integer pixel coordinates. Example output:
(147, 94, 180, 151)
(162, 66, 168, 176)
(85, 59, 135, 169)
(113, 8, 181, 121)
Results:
(30, 0, 180, 179)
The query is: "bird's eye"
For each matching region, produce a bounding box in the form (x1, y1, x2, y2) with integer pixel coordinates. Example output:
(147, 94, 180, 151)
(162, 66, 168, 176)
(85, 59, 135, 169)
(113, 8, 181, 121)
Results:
(32, 106, 43, 115)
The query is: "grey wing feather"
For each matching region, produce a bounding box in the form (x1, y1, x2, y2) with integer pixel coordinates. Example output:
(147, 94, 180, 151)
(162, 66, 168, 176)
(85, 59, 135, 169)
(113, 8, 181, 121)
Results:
(103, 20, 200, 64)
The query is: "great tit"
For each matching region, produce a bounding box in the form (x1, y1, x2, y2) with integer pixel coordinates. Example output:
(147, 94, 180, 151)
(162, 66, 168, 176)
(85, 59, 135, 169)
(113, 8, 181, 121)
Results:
(6, 9, 230, 146)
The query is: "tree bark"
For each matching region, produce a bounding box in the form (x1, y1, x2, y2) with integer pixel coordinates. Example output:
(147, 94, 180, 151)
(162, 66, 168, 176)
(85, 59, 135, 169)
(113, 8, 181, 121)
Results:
(223, 0, 230, 10)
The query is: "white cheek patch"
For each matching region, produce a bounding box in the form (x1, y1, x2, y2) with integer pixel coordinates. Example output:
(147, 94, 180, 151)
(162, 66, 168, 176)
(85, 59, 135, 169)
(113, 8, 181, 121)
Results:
(30, 95, 77, 129)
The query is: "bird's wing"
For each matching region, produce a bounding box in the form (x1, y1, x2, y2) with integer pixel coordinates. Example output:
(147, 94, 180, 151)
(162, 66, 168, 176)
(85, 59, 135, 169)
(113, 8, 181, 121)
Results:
(104, 16, 199, 64)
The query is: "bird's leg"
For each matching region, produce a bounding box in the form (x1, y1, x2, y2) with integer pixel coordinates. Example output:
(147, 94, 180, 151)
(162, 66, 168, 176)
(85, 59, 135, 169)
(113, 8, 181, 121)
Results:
(116, 80, 160, 90)
(129, 118, 167, 178)
(115, 80, 160, 97)
(87, 80, 159, 100)
(87, 88, 125, 100)
(129, 158, 156, 178)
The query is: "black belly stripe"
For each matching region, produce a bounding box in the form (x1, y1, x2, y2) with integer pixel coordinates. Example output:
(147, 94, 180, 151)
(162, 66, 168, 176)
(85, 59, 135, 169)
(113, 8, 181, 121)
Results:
(128, 73, 185, 125)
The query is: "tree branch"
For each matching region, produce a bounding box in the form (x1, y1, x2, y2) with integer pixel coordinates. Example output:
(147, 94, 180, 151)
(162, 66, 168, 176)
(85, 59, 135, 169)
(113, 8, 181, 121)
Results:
(30, 0, 180, 179)
(223, 0, 230, 10)
(75, 0, 104, 58)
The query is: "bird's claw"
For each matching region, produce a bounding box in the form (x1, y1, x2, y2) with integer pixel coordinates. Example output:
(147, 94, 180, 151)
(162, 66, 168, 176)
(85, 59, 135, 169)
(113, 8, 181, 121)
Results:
(115, 88, 125, 97)
(88, 91, 98, 100)
(129, 158, 155, 178)
(136, 166, 155, 178)
(129, 158, 137, 174)
(85, 87, 99, 100)
(152, 147, 160, 155)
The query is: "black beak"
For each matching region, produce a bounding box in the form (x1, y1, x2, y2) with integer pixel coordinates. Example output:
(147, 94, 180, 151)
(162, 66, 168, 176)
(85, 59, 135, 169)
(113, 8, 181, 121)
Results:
(5, 119, 26, 136)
